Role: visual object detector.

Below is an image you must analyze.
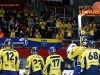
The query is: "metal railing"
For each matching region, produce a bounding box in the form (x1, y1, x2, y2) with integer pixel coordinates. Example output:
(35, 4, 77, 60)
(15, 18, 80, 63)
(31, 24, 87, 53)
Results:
(34, 0, 74, 18)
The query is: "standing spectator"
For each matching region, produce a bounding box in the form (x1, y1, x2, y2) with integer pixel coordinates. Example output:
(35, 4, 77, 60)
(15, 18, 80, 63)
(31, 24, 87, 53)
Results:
(46, 28, 52, 38)
(35, 31, 41, 39)
(0, 29, 4, 38)
(85, 28, 90, 37)
(56, 31, 63, 40)
(65, 27, 73, 39)
(89, 21, 96, 31)
(39, 19, 46, 38)
(1, 20, 7, 31)
(34, 22, 41, 32)
(29, 8, 35, 17)
(60, 21, 67, 29)
(66, 21, 72, 28)
(81, 26, 86, 36)
(29, 19, 35, 29)
(0, 7, 5, 22)
(72, 20, 78, 38)
(23, 7, 29, 20)
(1, 20, 8, 37)
(72, 20, 77, 28)
(56, 18, 62, 27)
(47, 19, 55, 27)
(50, 12, 55, 19)
(35, 14, 39, 22)
(26, 27, 33, 37)
(19, 31, 24, 38)
(9, 28, 18, 38)
(3, 25, 8, 37)
(84, 22, 89, 29)
(58, 28, 64, 39)
(27, 16, 32, 25)
(9, 20, 15, 30)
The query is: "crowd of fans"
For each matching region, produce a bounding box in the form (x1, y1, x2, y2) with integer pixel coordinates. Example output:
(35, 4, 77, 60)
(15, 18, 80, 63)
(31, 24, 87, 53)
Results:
(0, 6, 78, 40)
(0, 5, 100, 42)
(0, 2, 77, 42)
(81, 21, 100, 41)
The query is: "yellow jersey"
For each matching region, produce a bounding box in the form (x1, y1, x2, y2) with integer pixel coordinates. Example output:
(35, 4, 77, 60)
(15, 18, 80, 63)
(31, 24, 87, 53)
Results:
(24, 54, 44, 75)
(81, 49, 100, 69)
(43, 54, 64, 75)
(0, 48, 20, 71)
(68, 46, 87, 67)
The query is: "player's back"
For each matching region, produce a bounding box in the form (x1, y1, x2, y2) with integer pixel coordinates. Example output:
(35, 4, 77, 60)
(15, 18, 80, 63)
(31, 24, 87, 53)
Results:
(68, 46, 87, 59)
(31, 55, 44, 72)
(0, 48, 18, 71)
(68, 46, 87, 67)
(82, 49, 100, 69)
(48, 54, 63, 75)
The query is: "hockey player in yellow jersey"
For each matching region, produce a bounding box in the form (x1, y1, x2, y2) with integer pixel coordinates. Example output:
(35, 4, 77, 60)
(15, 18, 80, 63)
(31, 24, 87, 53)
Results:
(24, 47, 44, 75)
(43, 47, 64, 75)
(67, 37, 88, 75)
(0, 38, 20, 75)
(80, 41, 100, 75)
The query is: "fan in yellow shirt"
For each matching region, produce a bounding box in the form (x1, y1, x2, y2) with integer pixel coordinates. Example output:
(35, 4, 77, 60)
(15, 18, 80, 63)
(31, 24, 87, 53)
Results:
(29, 8, 35, 17)
(23, 7, 29, 19)
(66, 22, 72, 28)
(89, 21, 96, 31)
(66, 27, 73, 39)
(26, 27, 33, 37)
(81, 27, 86, 36)
(56, 18, 62, 27)
(35, 32, 41, 39)
(59, 21, 67, 28)
(56, 31, 63, 40)
(26, 16, 32, 25)
(39, 19, 46, 30)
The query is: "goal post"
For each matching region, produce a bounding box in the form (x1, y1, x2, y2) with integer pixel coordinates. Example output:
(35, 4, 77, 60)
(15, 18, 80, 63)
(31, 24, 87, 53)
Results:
(78, 14, 84, 46)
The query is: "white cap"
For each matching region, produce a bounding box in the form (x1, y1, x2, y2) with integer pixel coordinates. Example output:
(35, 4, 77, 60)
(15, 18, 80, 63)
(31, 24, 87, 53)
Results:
(67, 43, 76, 53)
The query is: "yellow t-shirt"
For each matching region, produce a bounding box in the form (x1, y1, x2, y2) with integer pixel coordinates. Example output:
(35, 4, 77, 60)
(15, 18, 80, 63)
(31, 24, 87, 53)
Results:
(39, 22, 46, 29)
(66, 29, 73, 37)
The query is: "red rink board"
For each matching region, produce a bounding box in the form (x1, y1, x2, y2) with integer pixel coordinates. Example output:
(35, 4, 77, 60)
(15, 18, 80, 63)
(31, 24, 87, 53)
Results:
(15, 48, 67, 58)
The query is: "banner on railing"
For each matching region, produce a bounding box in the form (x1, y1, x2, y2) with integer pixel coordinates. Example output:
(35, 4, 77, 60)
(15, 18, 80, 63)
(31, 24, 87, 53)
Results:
(0, 38, 62, 48)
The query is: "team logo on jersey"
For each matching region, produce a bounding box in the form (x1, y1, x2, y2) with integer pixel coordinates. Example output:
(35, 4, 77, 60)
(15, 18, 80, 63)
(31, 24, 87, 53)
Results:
(41, 40, 47, 46)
